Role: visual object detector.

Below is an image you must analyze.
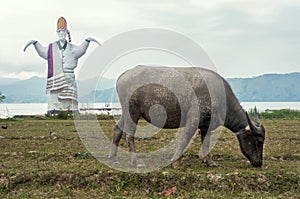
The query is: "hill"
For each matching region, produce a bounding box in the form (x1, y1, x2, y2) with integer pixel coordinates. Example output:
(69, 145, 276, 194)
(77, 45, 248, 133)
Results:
(227, 72, 300, 102)
(0, 72, 299, 103)
(0, 76, 48, 103)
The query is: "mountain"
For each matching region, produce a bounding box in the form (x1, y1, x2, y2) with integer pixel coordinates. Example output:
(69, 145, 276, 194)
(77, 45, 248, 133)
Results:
(0, 77, 20, 85)
(1, 72, 300, 103)
(94, 72, 300, 102)
(227, 72, 300, 102)
(0, 76, 116, 103)
(92, 88, 119, 102)
(77, 77, 116, 98)
(0, 76, 48, 103)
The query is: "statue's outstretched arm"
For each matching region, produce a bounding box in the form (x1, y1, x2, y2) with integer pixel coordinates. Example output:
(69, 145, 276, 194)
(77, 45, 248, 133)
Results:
(23, 40, 48, 60)
(86, 37, 101, 46)
(23, 40, 36, 52)
(74, 37, 101, 59)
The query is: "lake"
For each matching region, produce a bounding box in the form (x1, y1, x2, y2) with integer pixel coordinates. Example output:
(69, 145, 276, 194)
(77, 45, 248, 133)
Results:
(0, 102, 300, 118)
(0, 103, 121, 118)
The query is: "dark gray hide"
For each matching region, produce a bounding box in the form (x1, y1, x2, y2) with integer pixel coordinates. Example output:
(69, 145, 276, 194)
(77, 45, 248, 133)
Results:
(109, 66, 265, 167)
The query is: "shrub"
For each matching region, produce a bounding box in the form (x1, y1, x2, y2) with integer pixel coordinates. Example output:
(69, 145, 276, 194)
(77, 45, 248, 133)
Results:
(249, 108, 300, 120)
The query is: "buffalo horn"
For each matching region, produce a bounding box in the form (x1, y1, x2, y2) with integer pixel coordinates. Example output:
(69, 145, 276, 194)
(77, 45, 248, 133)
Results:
(254, 106, 261, 124)
(245, 111, 260, 134)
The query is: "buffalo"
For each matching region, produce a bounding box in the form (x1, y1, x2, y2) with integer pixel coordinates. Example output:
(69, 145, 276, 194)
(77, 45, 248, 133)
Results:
(109, 66, 265, 167)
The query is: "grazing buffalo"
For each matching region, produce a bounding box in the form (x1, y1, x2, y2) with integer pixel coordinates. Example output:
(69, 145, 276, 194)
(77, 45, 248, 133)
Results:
(109, 66, 265, 167)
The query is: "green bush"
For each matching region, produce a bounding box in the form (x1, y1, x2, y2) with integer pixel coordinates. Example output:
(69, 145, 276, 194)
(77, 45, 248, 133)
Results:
(45, 106, 73, 120)
(57, 109, 73, 119)
(96, 114, 120, 120)
(249, 108, 300, 120)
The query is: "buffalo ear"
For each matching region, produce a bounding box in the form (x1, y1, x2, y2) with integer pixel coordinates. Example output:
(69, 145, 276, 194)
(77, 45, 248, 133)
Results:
(236, 125, 252, 135)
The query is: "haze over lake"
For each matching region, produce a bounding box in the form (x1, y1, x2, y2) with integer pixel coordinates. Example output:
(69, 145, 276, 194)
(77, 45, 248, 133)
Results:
(1, 72, 299, 118)
(1, 102, 300, 118)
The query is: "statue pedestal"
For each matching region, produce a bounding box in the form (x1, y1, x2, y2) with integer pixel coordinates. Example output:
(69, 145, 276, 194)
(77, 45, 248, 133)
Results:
(47, 90, 78, 113)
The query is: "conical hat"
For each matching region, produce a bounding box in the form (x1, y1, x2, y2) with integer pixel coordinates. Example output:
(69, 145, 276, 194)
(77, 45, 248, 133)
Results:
(57, 17, 67, 30)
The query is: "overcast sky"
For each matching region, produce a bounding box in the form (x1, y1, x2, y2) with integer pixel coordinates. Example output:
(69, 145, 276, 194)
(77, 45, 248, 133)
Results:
(0, 0, 299, 80)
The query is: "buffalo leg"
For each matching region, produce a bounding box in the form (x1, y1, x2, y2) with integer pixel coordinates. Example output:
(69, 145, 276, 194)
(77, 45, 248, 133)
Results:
(199, 127, 212, 166)
(171, 109, 198, 162)
(125, 134, 137, 165)
(109, 117, 124, 163)
(123, 111, 140, 166)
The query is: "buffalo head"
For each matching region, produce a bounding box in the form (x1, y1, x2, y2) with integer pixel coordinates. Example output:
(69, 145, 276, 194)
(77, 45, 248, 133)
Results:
(237, 107, 265, 167)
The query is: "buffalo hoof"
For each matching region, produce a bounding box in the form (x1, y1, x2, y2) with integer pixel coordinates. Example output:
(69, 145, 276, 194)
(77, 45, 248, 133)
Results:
(170, 154, 182, 162)
(108, 156, 120, 165)
(205, 161, 217, 167)
(252, 162, 262, 168)
(134, 159, 146, 168)
(137, 163, 146, 168)
(202, 155, 217, 167)
(113, 161, 120, 165)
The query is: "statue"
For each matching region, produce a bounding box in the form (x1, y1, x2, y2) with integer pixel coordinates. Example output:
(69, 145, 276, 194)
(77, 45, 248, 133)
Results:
(24, 17, 100, 114)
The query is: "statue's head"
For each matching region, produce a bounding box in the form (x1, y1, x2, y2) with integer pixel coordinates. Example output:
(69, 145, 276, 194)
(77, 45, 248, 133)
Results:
(57, 29, 67, 42)
(57, 17, 71, 42)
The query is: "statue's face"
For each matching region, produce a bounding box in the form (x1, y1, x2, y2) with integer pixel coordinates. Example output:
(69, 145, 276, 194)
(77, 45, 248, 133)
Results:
(57, 29, 67, 42)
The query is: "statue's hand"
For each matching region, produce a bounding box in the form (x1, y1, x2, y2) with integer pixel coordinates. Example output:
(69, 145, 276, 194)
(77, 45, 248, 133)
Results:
(86, 37, 101, 46)
(23, 40, 37, 52)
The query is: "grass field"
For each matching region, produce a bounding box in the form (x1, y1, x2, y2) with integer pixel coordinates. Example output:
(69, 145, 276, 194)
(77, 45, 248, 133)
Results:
(0, 117, 299, 198)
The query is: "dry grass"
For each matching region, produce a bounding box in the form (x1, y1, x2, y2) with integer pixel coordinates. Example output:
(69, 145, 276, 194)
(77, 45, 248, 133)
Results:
(0, 118, 299, 198)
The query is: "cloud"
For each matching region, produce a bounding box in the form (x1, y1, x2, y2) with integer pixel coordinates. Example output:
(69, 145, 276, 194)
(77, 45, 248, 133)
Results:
(0, 71, 45, 80)
(0, 0, 299, 80)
